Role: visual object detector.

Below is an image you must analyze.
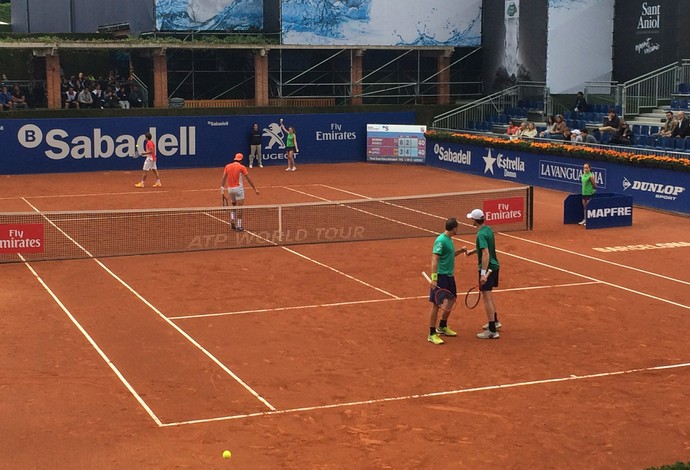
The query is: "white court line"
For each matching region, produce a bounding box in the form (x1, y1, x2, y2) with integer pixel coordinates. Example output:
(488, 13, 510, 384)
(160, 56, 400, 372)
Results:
(169, 281, 600, 321)
(317, 185, 690, 311)
(0, 183, 329, 201)
(159, 360, 690, 427)
(17, 253, 164, 427)
(21, 197, 277, 417)
(319, 184, 690, 286)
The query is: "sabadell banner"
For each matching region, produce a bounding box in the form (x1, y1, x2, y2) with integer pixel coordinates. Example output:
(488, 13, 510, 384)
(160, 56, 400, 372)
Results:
(425, 139, 689, 215)
(0, 112, 415, 174)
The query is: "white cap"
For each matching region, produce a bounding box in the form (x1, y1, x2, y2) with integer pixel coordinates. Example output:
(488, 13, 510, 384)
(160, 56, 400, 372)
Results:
(572, 129, 581, 135)
(466, 209, 485, 220)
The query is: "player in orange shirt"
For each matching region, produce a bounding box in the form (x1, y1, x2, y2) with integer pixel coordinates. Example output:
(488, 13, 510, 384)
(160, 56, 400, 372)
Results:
(134, 132, 162, 188)
(220, 152, 260, 231)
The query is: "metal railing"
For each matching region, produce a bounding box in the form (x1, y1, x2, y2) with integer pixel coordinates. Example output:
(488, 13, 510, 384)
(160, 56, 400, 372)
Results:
(431, 82, 546, 130)
(620, 59, 690, 116)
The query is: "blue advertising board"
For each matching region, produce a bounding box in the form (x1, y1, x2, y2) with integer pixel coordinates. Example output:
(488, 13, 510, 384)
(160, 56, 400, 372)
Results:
(563, 193, 634, 229)
(426, 139, 690, 215)
(0, 112, 415, 174)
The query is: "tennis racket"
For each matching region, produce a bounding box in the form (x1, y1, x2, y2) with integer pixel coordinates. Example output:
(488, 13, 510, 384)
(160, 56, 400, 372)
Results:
(222, 192, 228, 207)
(464, 269, 492, 309)
(422, 271, 457, 312)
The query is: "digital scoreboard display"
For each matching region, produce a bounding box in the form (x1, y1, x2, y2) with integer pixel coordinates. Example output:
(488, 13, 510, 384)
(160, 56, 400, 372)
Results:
(366, 124, 427, 163)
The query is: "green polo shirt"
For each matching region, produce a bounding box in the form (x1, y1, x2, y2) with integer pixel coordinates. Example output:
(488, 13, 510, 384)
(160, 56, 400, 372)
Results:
(432, 233, 455, 275)
(476, 225, 499, 272)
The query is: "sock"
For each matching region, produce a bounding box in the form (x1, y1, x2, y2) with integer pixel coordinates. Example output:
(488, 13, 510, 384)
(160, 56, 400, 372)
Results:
(489, 321, 497, 333)
(439, 320, 447, 328)
(429, 327, 436, 336)
(494, 313, 499, 323)
(238, 219, 242, 228)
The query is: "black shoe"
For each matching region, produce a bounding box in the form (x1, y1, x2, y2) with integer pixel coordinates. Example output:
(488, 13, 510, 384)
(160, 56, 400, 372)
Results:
(236, 226, 244, 232)
(231, 222, 236, 230)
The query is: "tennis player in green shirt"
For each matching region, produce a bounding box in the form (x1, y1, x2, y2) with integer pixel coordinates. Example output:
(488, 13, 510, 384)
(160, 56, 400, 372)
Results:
(464, 209, 501, 339)
(427, 218, 466, 345)
(579, 162, 597, 226)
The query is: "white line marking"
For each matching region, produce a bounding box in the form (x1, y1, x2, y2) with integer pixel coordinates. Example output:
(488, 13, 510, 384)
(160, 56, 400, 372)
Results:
(317, 186, 690, 310)
(17, 254, 163, 427)
(159, 360, 690, 427)
(500, 232, 690, 286)
(21, 198, 277, 417)
(168, 281, 599, 320)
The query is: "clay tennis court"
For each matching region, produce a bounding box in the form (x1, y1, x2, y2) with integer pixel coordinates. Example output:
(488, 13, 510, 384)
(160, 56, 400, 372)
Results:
(1, 163, 689, 469)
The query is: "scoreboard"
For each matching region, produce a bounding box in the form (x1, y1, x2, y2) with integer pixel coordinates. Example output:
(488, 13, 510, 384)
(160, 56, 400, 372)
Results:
(366, 124, 427, 163)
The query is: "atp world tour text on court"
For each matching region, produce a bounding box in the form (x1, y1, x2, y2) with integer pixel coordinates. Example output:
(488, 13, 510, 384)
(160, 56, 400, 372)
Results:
(187, 226, 367, 248)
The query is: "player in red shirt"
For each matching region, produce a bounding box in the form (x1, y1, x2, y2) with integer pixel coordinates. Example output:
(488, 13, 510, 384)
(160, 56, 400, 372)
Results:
(220, 152, 260, 231)
(134, 132, 162, 188)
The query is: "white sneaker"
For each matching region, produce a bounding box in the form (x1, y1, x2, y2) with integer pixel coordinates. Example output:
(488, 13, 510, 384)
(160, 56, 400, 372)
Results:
(285, 167, 291, 171)
(291, 167, 297, 171)
(477, 330, 500, 339)
(249, 164, 253, 168)
(578, 219, 586, 225)
(482, 321, 502, 330)
(259, 164, 263, 168)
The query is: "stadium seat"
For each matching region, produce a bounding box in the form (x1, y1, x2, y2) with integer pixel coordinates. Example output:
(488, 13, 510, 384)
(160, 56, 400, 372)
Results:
(675, 137, 686, 150)
(632, 124, 641, 135)
(681, 99, 689, 110)
(678, 83, 689, 94)
(650, 125, 660, 135)
(671, 99, 680, 110)
(640, 125, 650, 135)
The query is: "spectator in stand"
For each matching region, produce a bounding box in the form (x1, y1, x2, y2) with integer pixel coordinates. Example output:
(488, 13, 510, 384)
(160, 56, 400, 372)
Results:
(0, 85, 12, 110)
(570, 129, 583, 143)
(64, 86, 79, 109)
(562, 127, 573, 142)
(609, 120, 633, 145)
(672, 111, 690, 138)
(513, 121, 528, 139)
(128, 84, 144, 108)
(539, 115, 557, 138)
(92, 83, 105, 109)
(60, 76, 70, 107)
(522, 121, 538, 139)
(505, 120, 520, 137)
(11, 85, 28, 109)
(103, 88, 119, 109)
(546, 114, 567, 140)
(117, 84, 130, 109)
(78, 86, 94, 109)
(599, 109, 621, 133)
(580, 128, 598, 144)
(572, 91, 588, 114)
(653, 111, 678, 139)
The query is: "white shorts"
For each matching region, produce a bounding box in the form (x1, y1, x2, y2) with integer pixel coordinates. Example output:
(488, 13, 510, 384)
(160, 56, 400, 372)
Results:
(143, 158, 157, 171)
(227, 186, 245, 203)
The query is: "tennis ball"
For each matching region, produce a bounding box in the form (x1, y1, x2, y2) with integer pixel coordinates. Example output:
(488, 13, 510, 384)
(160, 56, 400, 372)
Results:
(222, 450, 232, 459)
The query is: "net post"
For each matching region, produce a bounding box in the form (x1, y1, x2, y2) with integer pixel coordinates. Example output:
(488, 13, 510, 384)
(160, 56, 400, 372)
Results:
(278, 206, 283, 243)
(527, 185, 534, 230)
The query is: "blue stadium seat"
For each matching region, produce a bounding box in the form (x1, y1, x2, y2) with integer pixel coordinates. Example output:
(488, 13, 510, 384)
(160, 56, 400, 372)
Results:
(640, 125, 650, 135)
(632, 124, 641, 135)
(675, 137, 686, 150)
(650, 125, 660, 135)
(678, 83, 689, 94)
(681, 100, 689, 110)
(671, 99, 680, 110)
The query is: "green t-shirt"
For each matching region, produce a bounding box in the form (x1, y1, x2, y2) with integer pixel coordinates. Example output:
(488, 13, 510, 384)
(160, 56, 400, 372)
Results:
(286, 133, 295, 147)
(476, 225, 499, 272)
(582, 170, 595, 196)
(432, 233, 455, 275)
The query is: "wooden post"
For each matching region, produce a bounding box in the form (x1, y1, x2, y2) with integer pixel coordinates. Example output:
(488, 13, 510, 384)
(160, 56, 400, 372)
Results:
(153, 52, 168, 108)
(254, 51, 269, 107)
(437, 52, 451, 105)
(45, 54, 62, 109)
(351, 50, 363, 105)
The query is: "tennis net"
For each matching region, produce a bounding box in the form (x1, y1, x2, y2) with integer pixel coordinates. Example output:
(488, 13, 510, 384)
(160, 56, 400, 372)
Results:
(0, 186, 533, 263)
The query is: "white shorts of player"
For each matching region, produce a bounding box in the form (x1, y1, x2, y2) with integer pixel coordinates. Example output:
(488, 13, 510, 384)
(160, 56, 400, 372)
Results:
(143, 158, 157, 171)
(227, 186, 245, 203)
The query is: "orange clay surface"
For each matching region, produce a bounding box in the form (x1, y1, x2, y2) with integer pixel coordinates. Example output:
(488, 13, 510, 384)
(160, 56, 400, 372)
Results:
(0, 163, 689, 469)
